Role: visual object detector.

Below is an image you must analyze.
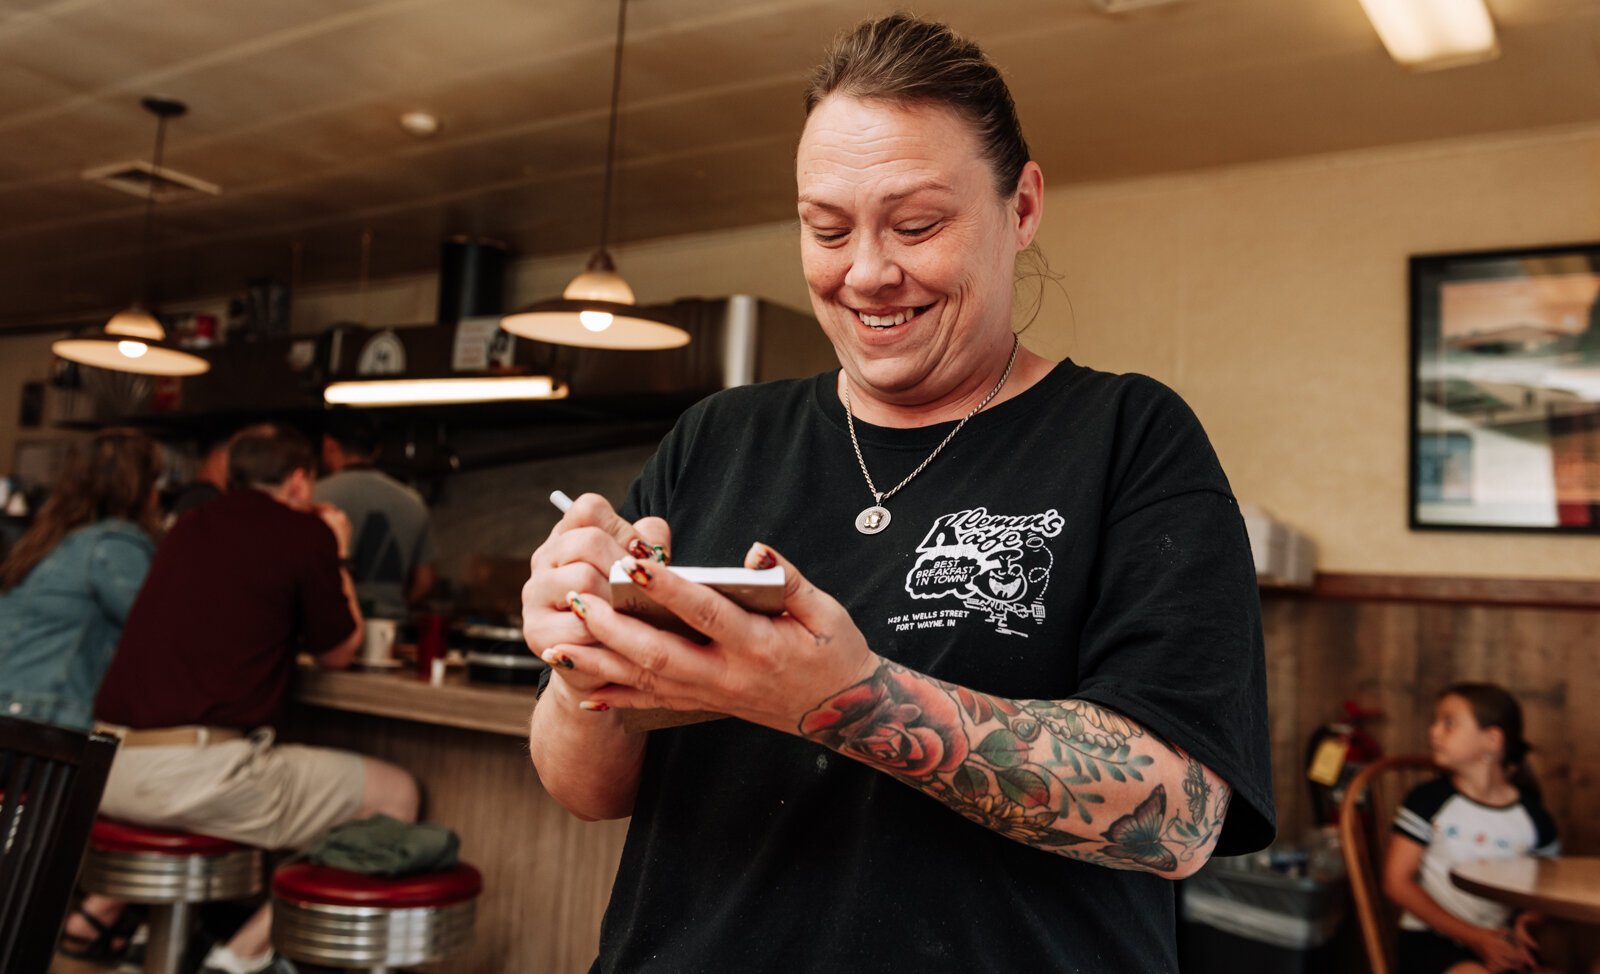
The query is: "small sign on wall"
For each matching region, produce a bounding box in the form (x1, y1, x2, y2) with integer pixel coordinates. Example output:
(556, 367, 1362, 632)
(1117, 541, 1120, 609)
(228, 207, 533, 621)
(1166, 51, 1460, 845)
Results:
(452, 316, 516, 372)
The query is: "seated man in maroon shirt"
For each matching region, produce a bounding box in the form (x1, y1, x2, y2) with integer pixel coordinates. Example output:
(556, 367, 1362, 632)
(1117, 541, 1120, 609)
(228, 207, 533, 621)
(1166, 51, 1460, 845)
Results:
(83, 424, 418, 974)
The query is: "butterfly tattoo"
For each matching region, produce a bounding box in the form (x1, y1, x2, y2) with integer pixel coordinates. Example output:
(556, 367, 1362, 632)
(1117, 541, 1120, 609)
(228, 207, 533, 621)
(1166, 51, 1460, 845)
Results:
(1100, 784, 1178, 872)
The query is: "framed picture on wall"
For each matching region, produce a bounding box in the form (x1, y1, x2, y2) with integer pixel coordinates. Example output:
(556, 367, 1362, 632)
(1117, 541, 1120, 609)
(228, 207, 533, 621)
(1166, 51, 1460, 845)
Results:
(1409, 242, 1600, 533)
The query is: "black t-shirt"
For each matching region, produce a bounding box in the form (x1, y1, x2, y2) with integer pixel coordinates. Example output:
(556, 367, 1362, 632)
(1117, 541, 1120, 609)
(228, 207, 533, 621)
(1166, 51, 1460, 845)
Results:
(599, 361, 1275, 973)
(97, 488, 356, 730)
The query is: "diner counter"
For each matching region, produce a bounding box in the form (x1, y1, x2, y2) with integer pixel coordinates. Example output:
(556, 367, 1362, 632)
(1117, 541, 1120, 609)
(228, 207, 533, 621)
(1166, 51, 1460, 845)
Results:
(292, 664, 537, 736)
(283, 663, 628, 974)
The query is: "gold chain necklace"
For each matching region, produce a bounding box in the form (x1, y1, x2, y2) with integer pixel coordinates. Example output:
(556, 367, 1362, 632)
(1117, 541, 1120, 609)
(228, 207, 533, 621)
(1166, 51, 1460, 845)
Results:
(842, 335, 1020, 535)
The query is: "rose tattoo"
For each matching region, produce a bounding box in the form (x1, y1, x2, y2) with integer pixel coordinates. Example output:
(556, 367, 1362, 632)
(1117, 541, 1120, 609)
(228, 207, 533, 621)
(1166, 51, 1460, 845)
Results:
(801, 665, 968, 779)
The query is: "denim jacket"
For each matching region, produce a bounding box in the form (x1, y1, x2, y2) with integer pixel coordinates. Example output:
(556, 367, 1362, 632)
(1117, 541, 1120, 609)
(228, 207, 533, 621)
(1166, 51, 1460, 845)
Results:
(0, 518, 153, 730)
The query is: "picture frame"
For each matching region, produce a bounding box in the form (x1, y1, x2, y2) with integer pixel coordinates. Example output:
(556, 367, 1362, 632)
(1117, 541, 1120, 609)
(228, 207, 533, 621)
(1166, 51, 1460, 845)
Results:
(1409, 242, 1600, 533)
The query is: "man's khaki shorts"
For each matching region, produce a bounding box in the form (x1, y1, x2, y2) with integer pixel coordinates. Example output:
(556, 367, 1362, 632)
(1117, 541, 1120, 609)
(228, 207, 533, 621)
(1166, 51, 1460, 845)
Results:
(98, 727, 366, 850)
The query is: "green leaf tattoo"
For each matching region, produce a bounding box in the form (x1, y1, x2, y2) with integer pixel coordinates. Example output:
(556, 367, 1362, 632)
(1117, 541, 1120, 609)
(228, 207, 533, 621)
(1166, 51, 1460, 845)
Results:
(799, 661, 1231, 874)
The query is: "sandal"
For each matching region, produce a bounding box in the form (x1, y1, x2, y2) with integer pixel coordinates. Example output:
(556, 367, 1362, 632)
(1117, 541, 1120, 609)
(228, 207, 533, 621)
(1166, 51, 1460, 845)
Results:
(57, 902, 140, 962)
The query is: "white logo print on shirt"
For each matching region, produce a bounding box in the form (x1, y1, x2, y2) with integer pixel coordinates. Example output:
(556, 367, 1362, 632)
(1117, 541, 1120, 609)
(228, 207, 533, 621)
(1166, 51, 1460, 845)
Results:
(891, 507, 1063, 637)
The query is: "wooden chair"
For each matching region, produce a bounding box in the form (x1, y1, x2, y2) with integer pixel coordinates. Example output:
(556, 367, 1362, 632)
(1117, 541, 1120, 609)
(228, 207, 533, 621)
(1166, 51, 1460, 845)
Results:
(1340, 754, 1440, 974)
(0, 715, 120, 974)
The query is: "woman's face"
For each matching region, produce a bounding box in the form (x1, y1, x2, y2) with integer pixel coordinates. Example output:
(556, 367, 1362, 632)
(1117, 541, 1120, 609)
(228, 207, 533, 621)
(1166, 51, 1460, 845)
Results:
(796, 95, 1041, 409)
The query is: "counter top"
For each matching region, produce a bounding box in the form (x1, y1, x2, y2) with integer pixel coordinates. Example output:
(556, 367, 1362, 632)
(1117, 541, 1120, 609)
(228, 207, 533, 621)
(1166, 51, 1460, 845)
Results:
(292, 666, 537, 737)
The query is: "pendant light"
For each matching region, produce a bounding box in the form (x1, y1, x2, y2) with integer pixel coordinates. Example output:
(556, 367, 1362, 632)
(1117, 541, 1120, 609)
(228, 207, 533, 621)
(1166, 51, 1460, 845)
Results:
(500, 0, 689, 350)
(53, 97, 210, 376)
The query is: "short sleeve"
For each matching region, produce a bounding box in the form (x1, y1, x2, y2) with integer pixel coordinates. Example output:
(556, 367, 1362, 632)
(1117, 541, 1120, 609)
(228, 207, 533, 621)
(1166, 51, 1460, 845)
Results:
(1527, 801, 1561, 857)
(88, 530, 154, 623)
(297, 517, 357, 655)
(1393, 777, 1451, 845)
(1069, 379, 1275, 856)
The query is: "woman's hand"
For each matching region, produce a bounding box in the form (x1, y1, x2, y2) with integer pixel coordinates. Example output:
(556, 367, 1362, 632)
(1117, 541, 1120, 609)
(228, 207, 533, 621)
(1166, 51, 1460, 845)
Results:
(524, 493, 663, 819)
(521, 493, 670, 703)
(545, 542, 880, 733)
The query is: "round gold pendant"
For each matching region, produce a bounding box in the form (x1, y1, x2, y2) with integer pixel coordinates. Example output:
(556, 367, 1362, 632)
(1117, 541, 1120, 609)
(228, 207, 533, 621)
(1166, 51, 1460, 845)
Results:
(855, 505, 891, 535)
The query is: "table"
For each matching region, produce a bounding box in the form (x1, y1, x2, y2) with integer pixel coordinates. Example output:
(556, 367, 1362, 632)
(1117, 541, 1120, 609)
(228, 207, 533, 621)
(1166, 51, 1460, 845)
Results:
(1450, 856, 1600, 925)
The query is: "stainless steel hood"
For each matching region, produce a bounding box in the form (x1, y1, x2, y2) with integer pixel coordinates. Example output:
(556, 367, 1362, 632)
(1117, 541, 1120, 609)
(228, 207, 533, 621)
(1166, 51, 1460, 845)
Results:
(144, 295, 835, 427)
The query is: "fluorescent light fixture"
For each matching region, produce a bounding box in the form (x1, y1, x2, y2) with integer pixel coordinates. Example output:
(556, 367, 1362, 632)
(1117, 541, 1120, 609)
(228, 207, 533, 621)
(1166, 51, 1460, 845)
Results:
(323, 375, 568, 407)
(1357, 0, 1499, 70)
(1086, 0, 1187, 13)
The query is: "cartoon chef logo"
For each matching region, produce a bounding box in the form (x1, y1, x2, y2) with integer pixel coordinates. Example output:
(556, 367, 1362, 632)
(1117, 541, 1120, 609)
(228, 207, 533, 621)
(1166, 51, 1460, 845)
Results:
(903, 507, 1063, 636)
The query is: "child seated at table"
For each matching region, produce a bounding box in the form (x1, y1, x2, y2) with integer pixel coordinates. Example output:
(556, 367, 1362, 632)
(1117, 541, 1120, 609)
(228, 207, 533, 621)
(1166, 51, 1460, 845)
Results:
(1384, 682, 1560, 974)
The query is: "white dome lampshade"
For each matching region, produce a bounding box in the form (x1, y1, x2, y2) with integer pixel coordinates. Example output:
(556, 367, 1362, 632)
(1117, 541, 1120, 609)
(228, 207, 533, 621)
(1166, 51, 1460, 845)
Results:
(499, 0, 690, 353)
(53, 96, 211, 378)
(53, 306, 211, 376)
(500, 249, 689, 350)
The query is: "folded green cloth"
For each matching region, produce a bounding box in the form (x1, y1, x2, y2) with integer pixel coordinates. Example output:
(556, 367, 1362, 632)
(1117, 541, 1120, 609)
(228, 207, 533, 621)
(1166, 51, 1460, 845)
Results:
(303, 814, 459, 877)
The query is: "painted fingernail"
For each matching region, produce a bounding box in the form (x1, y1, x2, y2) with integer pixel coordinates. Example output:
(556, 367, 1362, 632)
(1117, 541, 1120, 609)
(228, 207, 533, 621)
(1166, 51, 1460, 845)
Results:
(566, 591, 588, 619)
(541, 648, 574, 669)
(747, 542, 777, 571)
(650, 544, 669, 565)
(626, 538, 653, 562)
(621, 555, 653, 587)
(578, 700, 610, 712)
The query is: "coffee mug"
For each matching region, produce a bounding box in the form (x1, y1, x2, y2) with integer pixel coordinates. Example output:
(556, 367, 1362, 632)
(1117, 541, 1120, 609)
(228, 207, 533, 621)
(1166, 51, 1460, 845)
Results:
(362, 619, 398, 664)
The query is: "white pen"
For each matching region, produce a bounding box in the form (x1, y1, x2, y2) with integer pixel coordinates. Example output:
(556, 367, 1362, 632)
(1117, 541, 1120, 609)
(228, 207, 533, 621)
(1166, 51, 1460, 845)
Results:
(549, 490, 575, 513)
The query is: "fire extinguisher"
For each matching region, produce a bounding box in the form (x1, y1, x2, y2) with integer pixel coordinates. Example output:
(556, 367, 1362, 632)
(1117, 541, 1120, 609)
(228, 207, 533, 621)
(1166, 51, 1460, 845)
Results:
(1305, 700, 1383, 828)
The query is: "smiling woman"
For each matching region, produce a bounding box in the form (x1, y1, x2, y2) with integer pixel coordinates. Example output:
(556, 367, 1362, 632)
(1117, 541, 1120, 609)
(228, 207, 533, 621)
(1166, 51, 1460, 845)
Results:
(522, 13, 1276, 973)
(797, 94, 1044, 415)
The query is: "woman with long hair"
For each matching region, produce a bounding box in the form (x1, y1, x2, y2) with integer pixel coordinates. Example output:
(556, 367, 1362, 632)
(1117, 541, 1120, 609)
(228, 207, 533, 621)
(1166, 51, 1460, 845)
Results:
(0, 428, 163, 731)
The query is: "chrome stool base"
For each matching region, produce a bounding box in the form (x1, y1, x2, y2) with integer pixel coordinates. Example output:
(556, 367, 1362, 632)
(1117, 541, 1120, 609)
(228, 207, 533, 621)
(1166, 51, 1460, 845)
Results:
(273, 896, 476, 970)
(81, 846, 262, 974)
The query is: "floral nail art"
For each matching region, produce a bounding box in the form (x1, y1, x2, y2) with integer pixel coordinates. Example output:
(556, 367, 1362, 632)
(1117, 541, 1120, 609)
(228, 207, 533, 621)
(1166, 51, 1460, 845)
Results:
(748, 543, 777, 571)
(621, 555, 653, 587)
(626, 539, 671, 565)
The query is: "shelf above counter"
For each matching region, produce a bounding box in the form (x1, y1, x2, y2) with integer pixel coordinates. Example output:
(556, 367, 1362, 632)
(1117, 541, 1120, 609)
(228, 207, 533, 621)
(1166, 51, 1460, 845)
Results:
(291, 665, 537, 737)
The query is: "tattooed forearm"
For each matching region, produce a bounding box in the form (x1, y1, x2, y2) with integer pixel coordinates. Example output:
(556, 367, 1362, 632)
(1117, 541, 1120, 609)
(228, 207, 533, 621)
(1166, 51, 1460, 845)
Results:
(799, 660, 1231, 877)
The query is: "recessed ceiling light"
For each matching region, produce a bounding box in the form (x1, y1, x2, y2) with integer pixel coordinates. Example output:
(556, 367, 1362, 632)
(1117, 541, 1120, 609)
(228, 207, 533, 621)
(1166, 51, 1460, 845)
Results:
(399, 111, 442, 137)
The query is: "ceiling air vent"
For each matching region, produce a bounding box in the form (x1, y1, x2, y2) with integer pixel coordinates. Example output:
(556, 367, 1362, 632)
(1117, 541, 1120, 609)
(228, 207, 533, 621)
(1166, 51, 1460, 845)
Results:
(1087, 0, 1188, 12)
(81, 160, 221, 202)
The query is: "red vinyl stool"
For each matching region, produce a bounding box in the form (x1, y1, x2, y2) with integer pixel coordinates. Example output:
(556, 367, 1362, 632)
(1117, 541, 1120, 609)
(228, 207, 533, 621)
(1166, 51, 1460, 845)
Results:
(271, 862, 481, 973)
(80, 818, 263, 974)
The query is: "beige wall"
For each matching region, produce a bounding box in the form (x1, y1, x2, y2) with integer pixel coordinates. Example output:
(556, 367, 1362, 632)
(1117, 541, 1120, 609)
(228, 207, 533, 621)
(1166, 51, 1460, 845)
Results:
(1029, 124, 1600, 579)
(6, 122, 1597, 578)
